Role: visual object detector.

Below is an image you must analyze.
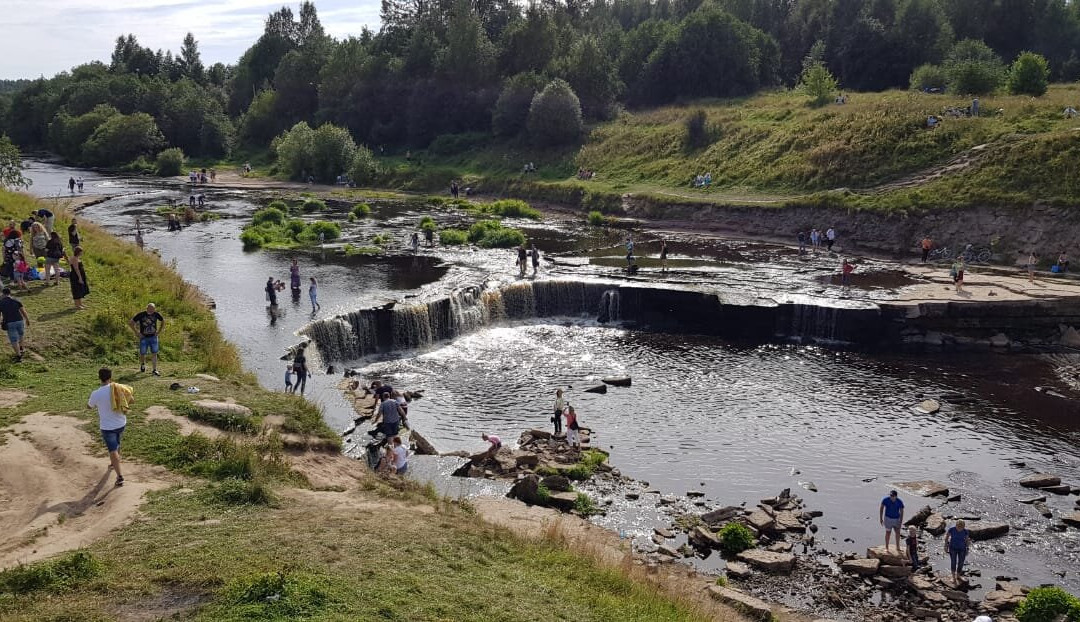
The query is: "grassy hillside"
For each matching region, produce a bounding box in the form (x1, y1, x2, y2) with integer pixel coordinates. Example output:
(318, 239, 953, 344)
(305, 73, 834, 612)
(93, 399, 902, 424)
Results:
(372, 85, 1080, 213)
(0, 190, 721, 621)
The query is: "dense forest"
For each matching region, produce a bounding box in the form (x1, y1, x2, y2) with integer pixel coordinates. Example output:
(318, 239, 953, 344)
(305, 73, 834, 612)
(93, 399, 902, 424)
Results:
(1, 0, 1078, 180)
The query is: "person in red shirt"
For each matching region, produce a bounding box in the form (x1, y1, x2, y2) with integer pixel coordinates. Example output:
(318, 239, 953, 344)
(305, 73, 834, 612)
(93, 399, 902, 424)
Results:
(841, 259, 855, 287)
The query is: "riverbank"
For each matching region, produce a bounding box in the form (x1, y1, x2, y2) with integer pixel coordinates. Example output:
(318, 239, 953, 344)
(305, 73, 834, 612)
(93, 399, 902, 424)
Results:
(0, 189, 738, 621)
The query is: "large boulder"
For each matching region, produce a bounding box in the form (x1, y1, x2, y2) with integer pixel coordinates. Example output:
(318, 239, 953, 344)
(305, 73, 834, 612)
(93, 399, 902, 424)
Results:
(689, 526, 721, 550)
(702, 506, 741, 526)
(867, 546, 907, 566)
(541, 474, 572, 492)
(746, 510, 776, 533)
(547, 491, 579, 512)
(967, 521, 1009, 541)
(508, 474, 543, 505)
(1020, 473, 1061, 488)
(584, 384, 608, 394)
(925, 513, 947, 535)
(841, 558, 880, 576)
(1041, 484, 1072, 495)
(896, 481, 950, 497)
(724, 561, 752, 579)
(601, 376, 632, 387)
(736, 549, 796, 573)
(983, 581, 1026, 611)
(774, 511, 804, 532)
(709, 586, 773, 620)
(191, 399, 252, 416)
(905, 505, 933, 527)
(513, 452, 540, 468)
(526, 429, 552, 440)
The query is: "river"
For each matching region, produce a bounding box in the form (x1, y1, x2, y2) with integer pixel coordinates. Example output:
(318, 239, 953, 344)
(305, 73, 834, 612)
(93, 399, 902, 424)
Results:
(22, 160, 1080, 607)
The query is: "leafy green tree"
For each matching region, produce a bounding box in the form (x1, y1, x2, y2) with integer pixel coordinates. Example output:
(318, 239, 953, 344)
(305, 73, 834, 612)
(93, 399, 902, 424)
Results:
(155, 147, 185, 176)
(909, 63, 947, 90)
(238, 90, 281, 148)
(82, 112, 165, 166)
(497, 7, 558, 76)
(527, 79, 583, 147)
(48, 104, 119, 161)
(0, 135, 30, 189)
(945, 38, 1004, 95)
(492, 72, 546, 137)
(554, 35, 623, 119)
(799, 61, 839, 106)
(440, 0, 498, 86)
(349, 145, 379, 185)
(178, 33, 205, 83)
(1007, 51, 1050, 96)
(310, 123, 358, 182)
(274, 121, 316, 180)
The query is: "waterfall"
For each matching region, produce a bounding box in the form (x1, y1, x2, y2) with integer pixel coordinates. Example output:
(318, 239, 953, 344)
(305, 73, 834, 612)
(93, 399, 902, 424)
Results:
(599, 289, 621, 323)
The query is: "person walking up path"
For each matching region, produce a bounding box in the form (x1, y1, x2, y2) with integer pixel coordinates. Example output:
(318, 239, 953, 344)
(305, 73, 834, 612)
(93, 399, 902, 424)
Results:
(1, 287, 30, 361)
(87, 367, 132, 488)
(879, 489, 905, 552)
(131, 302, 165, 375)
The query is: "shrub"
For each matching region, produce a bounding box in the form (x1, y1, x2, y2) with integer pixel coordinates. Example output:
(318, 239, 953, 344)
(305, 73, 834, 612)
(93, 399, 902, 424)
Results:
(718, 523, 755, 556)
(573, 493, 597, 516)
(298, 221, 341, 243)
(468, 219, 502, 243)
(493, 72, 546, 137)
(684, 109, 710, 149)
(371, 233, 390, 246)
(419, 216, 436, 231)
(910, 64, 948, 91)
(0, 551, 102, 595)
(351, 203, 371, 218)
(565, 464, 593, 481)
(206, 477, 276, 506)
(82, 112, 165, 166)
(276, 121, 359, 182)
(1008, 51, 1050, 96)
(349, 145, 378, 185)
(945, 39, 1004, 95)
(527, 79, 584, 147)
(301, 198, 326, 213)
(1015, 586, 1080, 622)
(240, 228, 266, 250)
(587, 210, 606, 226)
(252, 207, 286, 226)
(477, 226, 525, 249)
(439, 229, 468, 245)
(799, 62, 838, 107)
(155, 147, 185, 177)
(479, 199, 541, 219)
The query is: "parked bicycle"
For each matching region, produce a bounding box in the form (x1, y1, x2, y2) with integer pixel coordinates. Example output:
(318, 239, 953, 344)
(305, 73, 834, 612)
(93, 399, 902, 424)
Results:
(927, 244, 992, 264)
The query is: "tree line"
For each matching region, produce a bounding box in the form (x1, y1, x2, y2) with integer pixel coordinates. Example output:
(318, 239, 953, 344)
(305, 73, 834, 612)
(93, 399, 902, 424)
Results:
(1, 0, 1078, 179)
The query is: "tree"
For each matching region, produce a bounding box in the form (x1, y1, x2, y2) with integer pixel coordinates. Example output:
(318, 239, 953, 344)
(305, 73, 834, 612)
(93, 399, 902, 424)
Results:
(945, 38, 1004, 95)
(178, 33, 205, 83)
(799, 61, 838, 106)
(349, 145, 380, 184)
(0, 135, 30, 189)
(310, 123, 358, 182)
(1007, 51, 1050, 96)
(554, 35, 623, 119)
(274, 122, 316, 180)
(82, 112, 165, 166)
(440, 0, 498, 86)
(156, 147, 185, 176)
(527, 79, 583, 147)
(492, 72, 545, 137)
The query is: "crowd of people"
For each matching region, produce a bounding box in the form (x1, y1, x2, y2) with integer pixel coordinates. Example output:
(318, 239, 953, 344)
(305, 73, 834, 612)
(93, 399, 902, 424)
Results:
(692, 172, 713, 188)
(188, 168, 216, 184)
(879, 490, 973, 585)
(576, 168, 596, 180)
(796, 227, 837, 255)
(2, 213, 87, 314)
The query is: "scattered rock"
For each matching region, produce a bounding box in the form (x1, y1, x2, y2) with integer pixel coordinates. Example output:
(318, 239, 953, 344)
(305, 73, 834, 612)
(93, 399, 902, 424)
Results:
(688, 525, 720, 550)
(747, 510, 776, 533)
(942, 589, 970, 603)
(702, 506, 740, 526)
(601, 376, 632, 387)
(708, 586, 773, 621)
(1017, 495, 1046, 504)
(867, 546, 907, 566)
(657, 544, 680, 557)
(1040, 484, 1072, 495)
(989, 333, 1010, 347)
(1033, 502, 1053, 518)
(508, 474, 544, 505)
(625, 492, 640, 500)
(1020, 473, 1061, 488)
(967, 521, 1009, 541)
(841, 558, 880, 576)
(654, 527, 675, 538)
(686, 490, 705, 498)
(983, 582, 1026, 610)
(526, 429, 552, 440)
(725, 561, 752, 579)
(896, 481, 950, 497)
(736, 549, 796, 573)
(541, 474, 572, 492)
(547, 491, 579, 512)
(910, 606, 941, 619)
(513, 452, 540, 468)
(774, 511, 804, 532)
(878, 564, 913, 579)
(925, 513, 946, 535)
(584, 384, 608, 394)
(915, 399, 940, 414)
(1062, 512, 1080, 528)
(905, 505, 933, 527)
(191, 399, 252, 416)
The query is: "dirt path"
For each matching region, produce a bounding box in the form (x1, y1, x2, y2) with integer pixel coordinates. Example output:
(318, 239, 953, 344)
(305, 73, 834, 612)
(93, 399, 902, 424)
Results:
(0, 413, 171, 569)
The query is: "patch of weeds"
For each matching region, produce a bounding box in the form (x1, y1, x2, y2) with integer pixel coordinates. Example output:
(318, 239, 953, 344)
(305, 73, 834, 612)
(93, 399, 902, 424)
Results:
(587, 210, 607, 226)
(475, 199, 541, 220)
(343, 244, 381, 256)
(203, 477, 277, 507)
(564, 464, 593, 481)
(0, 551, 102, 595)
(351, 203, 371, 218)
(301, 199, 326, 213)
(573, 493, 597, 516)
(537, 483, 552, 504)
(217, 570, 340, 619)
(173, 403, 258, 434)
(535, 466, 558, 477)
(715, 575, 728, 587)
(438, 229, 468, 245)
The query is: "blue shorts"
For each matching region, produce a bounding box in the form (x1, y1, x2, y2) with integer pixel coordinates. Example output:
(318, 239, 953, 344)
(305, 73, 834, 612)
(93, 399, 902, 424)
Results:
(139, 335, 159, 355)
(5, 320, 25, 345)
(101, 426, 125, 452)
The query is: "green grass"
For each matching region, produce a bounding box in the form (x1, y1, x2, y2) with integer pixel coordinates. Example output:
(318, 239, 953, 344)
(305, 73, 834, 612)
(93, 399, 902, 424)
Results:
(241, 216, 341, 250)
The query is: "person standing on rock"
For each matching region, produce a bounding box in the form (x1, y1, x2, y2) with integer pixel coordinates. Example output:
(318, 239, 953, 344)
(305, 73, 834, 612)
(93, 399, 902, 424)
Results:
(289, 258, 301, 300)
(552, 389, 566, 436)
(292, 343, 309, 395)
(308, 277, 320, 313)
(530, 243, 540, 276)
(797, 231, 807, 256)
(944, 519, 970, 583)
(130, 302, 165, 376)
(1, 287, 30, 362)
(1027, 252, 1038, 283)
(952, 257, 966, 293)
(565, 406, 581, 449)
(879, 489, 905, 552)
(516, 244, 528, 277)
(87, 367, 131, 487)
(841, 259, 855, 288)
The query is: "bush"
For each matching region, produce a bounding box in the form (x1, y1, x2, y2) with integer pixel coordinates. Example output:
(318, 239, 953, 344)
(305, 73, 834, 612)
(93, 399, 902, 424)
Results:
(298, 221, 340, 243)
(349, 145, 379, 185)
(945, 39, 1004, 95)
(276, 121, 359, 183)
(799, 62, 838, 107)
(468, 219, 503, 243)
(301, 198, 326, 213)
(419, 215, 436, 231)
(351, 203, 371, 218)
(1015, 586, 1080, 622)
(240, 228, 266, 250)
(587, 210, 606, 226)
(565, 464, 593, 481)
(573, 493, 597, 516)
(493, 72, 546, 137)
(82, 112, 165, 166)
(1008, 51, 1050, 96)
(479, 199, 541, 219)
(252, 207, 286, 226)
(206, 477, 276, 506)
(910, 64, 948, 91)
(0, 551, 102, 595)
(439, 229, 469, 245)
(684, 109, 711, 149)
(267, 200, 291, 213)
(155, 147, 185, 177)
(718, 523, 755, 556)
(527, 79, 584, 147)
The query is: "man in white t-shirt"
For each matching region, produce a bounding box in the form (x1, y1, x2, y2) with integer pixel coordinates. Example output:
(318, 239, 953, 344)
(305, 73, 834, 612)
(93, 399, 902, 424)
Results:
(87, 367, 129, 487)
(391, 436, 408, 475)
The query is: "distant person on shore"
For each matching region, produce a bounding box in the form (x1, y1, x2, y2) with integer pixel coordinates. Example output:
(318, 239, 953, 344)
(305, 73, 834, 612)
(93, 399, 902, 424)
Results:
(392, 436, 408, 474)
(530, 243, 540, 275)
(293, 343, 309, 395)
(308, 277, 320, 313)
(1, 287, 30, 362)
(87, 367, 131, 488)
(68, 246, 89, 309)
(77, 177, 84, 192)
(265, 276, 278, 307)
(906, 526, 920, 570)
(480, 433, 502, 460)
(659, 239, 668, 272)
(450, 180, 459, 198)
(841, 258, 855, 287)
(944, 519, 970, 583)
(131, 302, 165, 376)
(1057, 251, 1069, 273)
(33, 208, 55, 234)
(209, 169, 216, 183)
(516, 244, 528, 277)
(810, 229, 821, 252)
(1027, 252, 1038, 283)
(552, 389, 566, 435)
(135, 228, 144, 250)
(68, 177, 75, 193)
(879, 489, 905, 552)
(797, 231, 807, 255)
(565, 406, 581, 449)
(826, 227, 836, 251)
(921, 237, 933, 262)
(951, 257, 966, 293)
(68, 219, 80, 247)
(44, 232, 64, 285)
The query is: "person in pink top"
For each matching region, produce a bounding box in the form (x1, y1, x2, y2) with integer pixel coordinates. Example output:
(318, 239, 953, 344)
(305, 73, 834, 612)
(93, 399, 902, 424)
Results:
(480, 433, 501, 460)
(565, 406, 581, 449)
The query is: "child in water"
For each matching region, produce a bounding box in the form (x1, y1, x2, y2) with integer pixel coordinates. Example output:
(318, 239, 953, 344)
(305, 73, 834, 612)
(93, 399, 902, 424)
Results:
(285, 364, 294, 394)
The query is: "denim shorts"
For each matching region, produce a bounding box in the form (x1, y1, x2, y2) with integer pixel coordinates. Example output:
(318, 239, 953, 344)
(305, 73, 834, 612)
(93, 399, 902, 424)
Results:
(139, 335, 159, 355)
(5, 320, 24, 344)
(101, 426, 125, 452)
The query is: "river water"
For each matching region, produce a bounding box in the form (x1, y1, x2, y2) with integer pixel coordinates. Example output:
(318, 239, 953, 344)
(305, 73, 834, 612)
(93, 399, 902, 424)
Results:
(23, 160, 1080, 602)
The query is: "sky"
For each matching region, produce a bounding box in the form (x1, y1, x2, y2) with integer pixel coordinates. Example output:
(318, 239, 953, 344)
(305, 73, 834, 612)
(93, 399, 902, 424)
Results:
(0, 0, 381, 79)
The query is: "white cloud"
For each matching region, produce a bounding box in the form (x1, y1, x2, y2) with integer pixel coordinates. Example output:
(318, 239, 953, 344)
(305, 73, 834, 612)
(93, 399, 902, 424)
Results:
(0, 0, 382, 78)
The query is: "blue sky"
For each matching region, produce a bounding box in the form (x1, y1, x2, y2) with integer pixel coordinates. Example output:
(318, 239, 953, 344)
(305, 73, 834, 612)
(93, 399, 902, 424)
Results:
(0, 1, 381, 79)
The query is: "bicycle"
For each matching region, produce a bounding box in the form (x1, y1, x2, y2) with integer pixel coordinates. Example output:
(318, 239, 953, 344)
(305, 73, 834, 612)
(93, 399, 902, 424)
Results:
(926, 245, 992, 264)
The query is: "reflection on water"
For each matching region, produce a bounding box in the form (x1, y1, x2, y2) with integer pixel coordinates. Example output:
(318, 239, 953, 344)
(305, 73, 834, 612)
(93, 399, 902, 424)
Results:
(357, 322, 1080, 592)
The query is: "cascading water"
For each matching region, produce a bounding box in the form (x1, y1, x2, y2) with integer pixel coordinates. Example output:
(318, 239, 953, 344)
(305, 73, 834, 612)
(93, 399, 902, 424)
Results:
(599, 289, 621, 323)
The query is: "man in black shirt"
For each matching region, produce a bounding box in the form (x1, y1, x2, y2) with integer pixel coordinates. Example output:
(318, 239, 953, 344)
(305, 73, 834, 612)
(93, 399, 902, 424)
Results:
(130, 303, 165, 375)
(0, 287, 30, 362)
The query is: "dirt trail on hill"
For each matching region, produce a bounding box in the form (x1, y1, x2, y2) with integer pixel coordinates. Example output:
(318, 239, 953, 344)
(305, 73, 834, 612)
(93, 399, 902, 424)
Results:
(0, 413, 171, 569)
(865, 140, 1000, 194)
